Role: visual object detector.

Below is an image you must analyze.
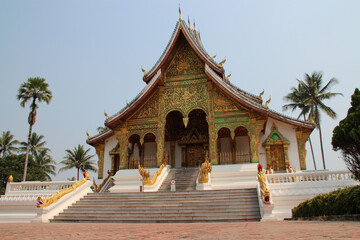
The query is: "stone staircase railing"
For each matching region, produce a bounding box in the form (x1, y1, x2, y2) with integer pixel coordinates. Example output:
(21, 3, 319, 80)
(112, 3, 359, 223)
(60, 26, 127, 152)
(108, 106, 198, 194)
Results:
(267, 170, 354, 184)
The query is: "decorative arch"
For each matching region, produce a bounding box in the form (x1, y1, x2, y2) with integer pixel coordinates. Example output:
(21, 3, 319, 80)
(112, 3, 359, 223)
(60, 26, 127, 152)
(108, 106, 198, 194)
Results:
(263, 124, 290, 171)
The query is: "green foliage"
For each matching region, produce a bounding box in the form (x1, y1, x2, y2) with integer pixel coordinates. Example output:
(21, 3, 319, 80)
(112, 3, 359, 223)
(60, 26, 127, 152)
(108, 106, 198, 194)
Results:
(0, 131, 19, 157)
(19, 132, 49, 158)
(332, 88, 360, 181)
(292, 185, 360, 218)
(0, 154, 47, 195)
(59, 144, 97, 180)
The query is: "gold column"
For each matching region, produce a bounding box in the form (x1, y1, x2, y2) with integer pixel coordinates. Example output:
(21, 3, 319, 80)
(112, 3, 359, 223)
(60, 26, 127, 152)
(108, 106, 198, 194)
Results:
(207, 83, 217, 165)
(156, 87, 166, 167)
(217, 137, 221, 165)
(115, 128, 128, 169)
(95, 143, 105, 179)
(110, 155, 115, 174)
(296, 129, 311, 170)
(140, 138, 145, 166)
(248, 117, 265, 163)
(231, 132, 236, 164)
(265, 146, 271, 168)
(283, 144, 290, 167)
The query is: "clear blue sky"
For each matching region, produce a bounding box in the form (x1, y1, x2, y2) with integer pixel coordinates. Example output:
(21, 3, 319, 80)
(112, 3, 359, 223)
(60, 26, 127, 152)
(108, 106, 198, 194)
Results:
(1, 0, 359, 181)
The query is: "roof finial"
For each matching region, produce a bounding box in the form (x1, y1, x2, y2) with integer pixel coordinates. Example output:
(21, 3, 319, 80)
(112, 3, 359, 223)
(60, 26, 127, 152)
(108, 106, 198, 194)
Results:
(188, 16, 191, 30)
(225, 73, 231, 81)
(179, 4, 182, 21)
(141, 66, 147, 76)
(211, 54, 217, 60)
(265, 96, 271, 108)
(193, 19, 196, 31)
(104, 110, 109, 120)
(258, 90, 264, 100)
(218, 57, 226, 68)
(86, 131, 91, 140)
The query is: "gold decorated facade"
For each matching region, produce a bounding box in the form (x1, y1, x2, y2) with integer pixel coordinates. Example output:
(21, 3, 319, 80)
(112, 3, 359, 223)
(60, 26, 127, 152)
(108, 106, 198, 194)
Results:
(87, 19, 314, 179)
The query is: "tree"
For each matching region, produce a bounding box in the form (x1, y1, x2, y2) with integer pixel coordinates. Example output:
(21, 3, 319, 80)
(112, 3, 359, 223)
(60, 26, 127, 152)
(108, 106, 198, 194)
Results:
(0, 154, 47, 195)
(34, 149, 56, 181)
(19, 132, 49, 159)
(0, 131, 19, 158)
(283, 83, 317, 169)
(97, 126, 108, 134)
(297, 72, 342, 169)
(17, 77, 52, 181)
(332, 88, 360, 181)
(59, 144, 97, 180)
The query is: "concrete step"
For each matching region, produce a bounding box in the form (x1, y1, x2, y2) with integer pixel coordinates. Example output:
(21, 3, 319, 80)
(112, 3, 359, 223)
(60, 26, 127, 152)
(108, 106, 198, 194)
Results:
(51, 188, 261, 223)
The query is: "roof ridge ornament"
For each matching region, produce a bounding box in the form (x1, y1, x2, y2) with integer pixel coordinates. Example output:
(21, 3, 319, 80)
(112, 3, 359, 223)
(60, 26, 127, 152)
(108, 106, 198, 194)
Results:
(218, 57, 226, 68)
(104, 111, 109, 120)
(141, 66, 147, 76)
(225, 73, 231, 81)
(259, 90, 264, 100)
(211, 54, 217, 60)
(179, 4, 182, 21)
(188, 16, 191, 30)
(264, 96, 271, 108)
(86, 131, 91, 140)
(193, 19, 196, 31)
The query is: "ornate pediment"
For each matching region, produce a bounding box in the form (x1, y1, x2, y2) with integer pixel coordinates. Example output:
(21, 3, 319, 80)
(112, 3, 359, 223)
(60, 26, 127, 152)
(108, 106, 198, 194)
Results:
(214, 87, 240, 113)
(166, 40, 204, 78)
(179, 127, 208, 145)
(263, 124, 290, 146)
(131, 92, 159, 120)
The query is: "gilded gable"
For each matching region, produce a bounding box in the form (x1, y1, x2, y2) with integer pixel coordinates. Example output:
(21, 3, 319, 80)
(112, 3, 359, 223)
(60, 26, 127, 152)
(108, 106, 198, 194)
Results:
(131, 92, 159, 120)
(166, 40, 204, 78)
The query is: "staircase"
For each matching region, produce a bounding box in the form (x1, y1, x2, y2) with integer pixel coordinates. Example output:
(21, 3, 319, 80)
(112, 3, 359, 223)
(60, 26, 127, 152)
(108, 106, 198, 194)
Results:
(51, 188, 261, 223)
(158, 168, 198, 191)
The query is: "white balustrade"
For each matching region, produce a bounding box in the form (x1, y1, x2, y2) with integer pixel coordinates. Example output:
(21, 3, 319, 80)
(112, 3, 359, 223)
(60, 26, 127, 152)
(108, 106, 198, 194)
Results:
(266, 170, 354, 184)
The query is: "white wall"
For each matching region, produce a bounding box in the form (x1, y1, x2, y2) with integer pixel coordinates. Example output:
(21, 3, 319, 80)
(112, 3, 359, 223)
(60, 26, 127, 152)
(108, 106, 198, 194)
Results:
(100, 135, 118, 183)
(259, 118, 300, 171)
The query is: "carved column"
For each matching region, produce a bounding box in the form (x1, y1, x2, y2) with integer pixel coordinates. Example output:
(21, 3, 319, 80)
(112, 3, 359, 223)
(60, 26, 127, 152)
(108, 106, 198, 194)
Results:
(110, 155, 115, 175)
(156, 87, 165, 167)
(115, 128, 128, 169)
(140, 138, 145, 166)
(248, 117, 265, 163)
(206, 85, 217, 165)
(231, 133, 236, 164)
(283, 144, 290, 167)
(296, 129, 311, 170)
(265, 145, 271, 168)
(95, 143, 105, 179)
(217, 137, 221, 165)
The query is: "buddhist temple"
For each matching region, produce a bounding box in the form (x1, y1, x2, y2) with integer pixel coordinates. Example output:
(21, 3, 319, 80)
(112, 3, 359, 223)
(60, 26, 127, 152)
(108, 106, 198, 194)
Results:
(87, 12, 314, 181)
(2, 9, 358, 224)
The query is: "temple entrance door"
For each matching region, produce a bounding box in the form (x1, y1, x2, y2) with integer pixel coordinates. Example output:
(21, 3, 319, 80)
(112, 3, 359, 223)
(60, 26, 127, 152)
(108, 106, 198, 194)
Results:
(186, 144, 205, 167)
(270, 145, 286, 171)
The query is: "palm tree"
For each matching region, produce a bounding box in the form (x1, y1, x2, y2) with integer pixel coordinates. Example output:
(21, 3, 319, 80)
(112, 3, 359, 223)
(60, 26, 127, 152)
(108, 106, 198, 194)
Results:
(97, 126, 108, 134)
(297, 72, 342, 169)
(19, 132, 49, 159)
(17, 77, 52, 181)
(0, 131, 19, 157)
(35, 149, 56, 181)
(283, 84, 317, 170)
(59, 144, 97, 180)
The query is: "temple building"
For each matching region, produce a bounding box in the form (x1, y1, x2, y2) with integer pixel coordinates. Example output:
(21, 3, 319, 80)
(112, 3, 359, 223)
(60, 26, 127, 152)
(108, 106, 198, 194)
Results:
(87, 15, 314, 180)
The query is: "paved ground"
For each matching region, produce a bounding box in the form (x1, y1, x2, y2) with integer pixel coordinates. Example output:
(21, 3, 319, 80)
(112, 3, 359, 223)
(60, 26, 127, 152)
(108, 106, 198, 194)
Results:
(0, 221, 359, 240)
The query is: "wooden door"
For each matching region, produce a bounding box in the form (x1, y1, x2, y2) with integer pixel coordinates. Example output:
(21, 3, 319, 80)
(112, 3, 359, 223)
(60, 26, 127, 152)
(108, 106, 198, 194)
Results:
(186, 144, 204, 167)
(270, 145, 286, 171)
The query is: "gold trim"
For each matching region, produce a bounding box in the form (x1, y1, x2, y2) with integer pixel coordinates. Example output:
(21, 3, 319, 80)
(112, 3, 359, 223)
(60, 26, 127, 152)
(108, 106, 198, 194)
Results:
(37, 171, 90, 208)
